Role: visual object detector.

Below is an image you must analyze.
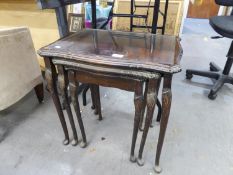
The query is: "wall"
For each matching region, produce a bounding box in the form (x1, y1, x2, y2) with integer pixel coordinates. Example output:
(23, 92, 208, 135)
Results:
(112, 0, 184, 36)
(0, 0, 60, 69)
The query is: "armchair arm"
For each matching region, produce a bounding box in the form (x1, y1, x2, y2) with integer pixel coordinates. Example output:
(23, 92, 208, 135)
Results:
(215, 0, 233, 6)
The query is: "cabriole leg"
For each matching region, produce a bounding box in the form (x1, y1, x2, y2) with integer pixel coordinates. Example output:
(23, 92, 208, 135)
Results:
(69, 71, 87, 148)
(130, 81, 143, 162)
(44, 57, 69, 145)
(57, 65, 78, 146)
(154, 75, 172, 173)
(137, 78, 158, 166)
(139, 81, 148, 131)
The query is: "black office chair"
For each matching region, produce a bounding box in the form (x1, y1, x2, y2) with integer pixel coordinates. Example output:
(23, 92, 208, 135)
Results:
(186, 0, 233, 100)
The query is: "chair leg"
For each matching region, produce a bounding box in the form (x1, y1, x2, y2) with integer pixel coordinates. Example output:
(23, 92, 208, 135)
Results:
(186, 69, 219, 80)
(208, 76, 225, 100)
(186, 42, 233, 100)
(90, 85, 98, 115)
(94, 85, 102, 120)
(225, 76, 233, 84)
(186, 56, 233, 99)
(210, 62, 221, 72)
(155, 98, 162, 122)
(82, 85, 90, 106)
(34, 83, 44, 103)
(90, 85, 96, 110)
(90, 85, 102, 120)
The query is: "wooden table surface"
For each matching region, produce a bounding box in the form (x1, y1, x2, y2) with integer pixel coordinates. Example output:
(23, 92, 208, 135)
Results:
(38, 29, 183, 73)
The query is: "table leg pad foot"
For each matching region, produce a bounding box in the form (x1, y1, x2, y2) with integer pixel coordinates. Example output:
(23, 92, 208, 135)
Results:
(80, 141, 87, 148)
(154, 165, 162, 173)
(71, 139, 78, 146)
(136, 158, 145, 166)
(94, 110, 98, 115)
(129, 155, 136, 162)
(63, 139, 69, 145)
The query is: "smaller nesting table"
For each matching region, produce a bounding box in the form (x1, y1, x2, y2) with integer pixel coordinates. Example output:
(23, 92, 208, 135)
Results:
(38, 29, 182, 173)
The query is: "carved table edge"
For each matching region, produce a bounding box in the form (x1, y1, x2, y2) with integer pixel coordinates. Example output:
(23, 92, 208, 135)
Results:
(52, 59, 161, 79)
(38, 51, 182, 74)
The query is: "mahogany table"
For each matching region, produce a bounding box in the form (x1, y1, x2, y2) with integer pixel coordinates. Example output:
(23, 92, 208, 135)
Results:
(38, 29, 182, 173)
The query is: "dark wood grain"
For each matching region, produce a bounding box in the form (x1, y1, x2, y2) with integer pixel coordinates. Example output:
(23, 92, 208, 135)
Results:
(130, 81, 144, 162)
(154, 74, 172, 173)
(137, 78, 160, 166)
(63, 64, 160, 162)
(40, 30, 182, 172)
(44, 57, 69, 145)
(69, 71, 88, 148)
(57, 65, 79, 146)
(38, 29, 183, 74)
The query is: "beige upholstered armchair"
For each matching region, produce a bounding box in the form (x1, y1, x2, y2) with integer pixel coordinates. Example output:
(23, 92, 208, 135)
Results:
(0, 27, 43, 110)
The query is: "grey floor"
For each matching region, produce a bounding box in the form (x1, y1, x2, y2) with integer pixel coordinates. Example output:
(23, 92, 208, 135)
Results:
(182, 18, 217, 36)
(1, 19, 233, 175)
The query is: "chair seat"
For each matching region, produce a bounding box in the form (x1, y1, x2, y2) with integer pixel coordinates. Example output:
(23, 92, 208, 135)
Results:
(209, 16, 233, 39)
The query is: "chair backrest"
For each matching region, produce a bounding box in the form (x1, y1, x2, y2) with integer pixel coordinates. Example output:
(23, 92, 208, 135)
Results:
(215, 0, 233, 6)
(37, 0, 82, 9)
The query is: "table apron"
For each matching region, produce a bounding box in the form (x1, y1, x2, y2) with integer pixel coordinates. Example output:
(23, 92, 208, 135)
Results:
(52, 59, 160, 79)
(66, 66, 145, 92)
